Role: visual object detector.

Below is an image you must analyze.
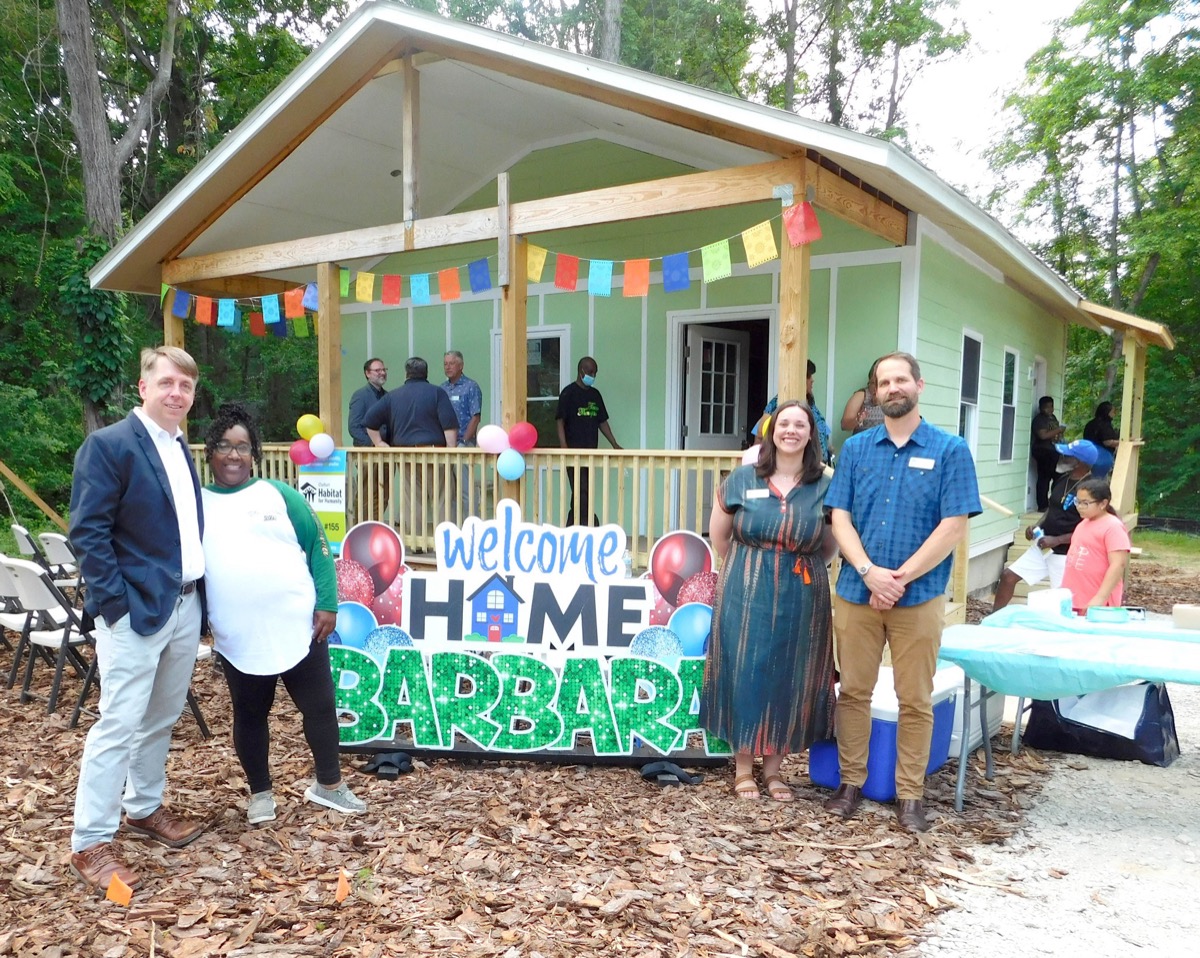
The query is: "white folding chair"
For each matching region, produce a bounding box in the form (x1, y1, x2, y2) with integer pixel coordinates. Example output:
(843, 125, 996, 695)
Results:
(37, 532, 81, 592)
(0, 553, 69, 658)
(1, 556, 91, 713)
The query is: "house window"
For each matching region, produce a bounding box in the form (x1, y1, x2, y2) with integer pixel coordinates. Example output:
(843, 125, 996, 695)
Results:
(958, 332, 982, 452)
(487, 590, 504, 609)
(503, 613, 514, 624)
(526, 332, 565, 448)
(999, 348, 1018, 462)
(476, 611, 486, 623)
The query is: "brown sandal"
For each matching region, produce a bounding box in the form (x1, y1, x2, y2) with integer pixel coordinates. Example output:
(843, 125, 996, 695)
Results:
(764, 775, 795, 802)
(734, 773, 760, 800)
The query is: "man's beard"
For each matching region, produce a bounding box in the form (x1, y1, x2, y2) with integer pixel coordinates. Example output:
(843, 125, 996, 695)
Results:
(881, 394, 916, 418)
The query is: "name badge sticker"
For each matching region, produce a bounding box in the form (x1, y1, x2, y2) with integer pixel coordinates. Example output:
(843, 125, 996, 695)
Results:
(909, 457, 935, 470)
(746, 489, 771, 499)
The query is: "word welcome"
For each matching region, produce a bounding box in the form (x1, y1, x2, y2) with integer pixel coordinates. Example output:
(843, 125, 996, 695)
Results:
(331, 646, 729, 757)
(436, 499, 625, 583)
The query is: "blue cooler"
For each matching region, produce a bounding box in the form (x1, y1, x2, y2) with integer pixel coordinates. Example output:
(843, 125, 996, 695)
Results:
(809, 665, 959, 803)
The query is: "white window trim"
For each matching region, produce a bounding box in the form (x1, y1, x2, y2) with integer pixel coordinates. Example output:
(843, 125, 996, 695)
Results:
(998, 346, 1019, 464)
(958, 329, 983, 455)
(489, 323, 572, 426)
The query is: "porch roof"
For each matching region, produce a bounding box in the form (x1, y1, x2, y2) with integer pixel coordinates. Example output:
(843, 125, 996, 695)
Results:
(92, 0, 1167, 345)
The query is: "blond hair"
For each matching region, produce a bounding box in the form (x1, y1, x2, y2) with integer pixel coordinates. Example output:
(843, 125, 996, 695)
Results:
(140, 345, 198, 381)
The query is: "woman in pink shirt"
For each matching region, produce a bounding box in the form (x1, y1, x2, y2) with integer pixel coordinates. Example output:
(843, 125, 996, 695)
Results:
(1061, 479, 1132, 612)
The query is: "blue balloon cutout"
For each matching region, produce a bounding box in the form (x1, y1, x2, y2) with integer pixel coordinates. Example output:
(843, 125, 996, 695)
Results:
(668, 602, 713, 657)
(335, 601, 376, 650)
(496, 448, 526, 481)
(629, 625, 685, 667)
(364, 625, 414, 662)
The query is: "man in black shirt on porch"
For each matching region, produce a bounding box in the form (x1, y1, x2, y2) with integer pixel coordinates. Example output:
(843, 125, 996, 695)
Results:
(556, 356, 621, 526)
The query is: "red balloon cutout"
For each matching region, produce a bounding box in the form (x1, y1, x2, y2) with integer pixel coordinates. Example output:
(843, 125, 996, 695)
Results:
(508, 421, 538, 454)
(335, 558, 374, 606)
(649, 531, 713, 606)
(371, 567, 407, 626)
(342, 522, 404, 596)
(677, 570, 718, 607)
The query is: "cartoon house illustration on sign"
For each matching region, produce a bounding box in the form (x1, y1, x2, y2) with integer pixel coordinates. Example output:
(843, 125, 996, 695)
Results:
(466, 573, 525, 643)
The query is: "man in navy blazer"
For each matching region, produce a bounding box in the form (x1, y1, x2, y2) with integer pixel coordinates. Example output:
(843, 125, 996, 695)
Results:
(68, 346, 208, 893)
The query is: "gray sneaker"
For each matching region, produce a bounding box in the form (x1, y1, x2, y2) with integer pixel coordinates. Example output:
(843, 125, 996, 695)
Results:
(304, 782, 367, 815)
(247, 790, 276, 825)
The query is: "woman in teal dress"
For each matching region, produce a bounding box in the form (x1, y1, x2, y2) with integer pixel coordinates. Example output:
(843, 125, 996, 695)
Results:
(701, 399, 837, 801)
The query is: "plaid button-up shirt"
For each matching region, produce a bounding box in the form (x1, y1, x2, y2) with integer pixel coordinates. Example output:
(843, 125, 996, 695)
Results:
(826, 418, 981, 606)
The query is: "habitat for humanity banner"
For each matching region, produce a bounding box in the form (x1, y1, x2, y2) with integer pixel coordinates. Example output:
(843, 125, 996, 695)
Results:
(328, 499, 728, 759)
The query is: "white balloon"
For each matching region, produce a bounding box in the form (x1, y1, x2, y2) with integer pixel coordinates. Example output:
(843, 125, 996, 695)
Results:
(741, 444, 762, 466)
(308, 432, 336, 460)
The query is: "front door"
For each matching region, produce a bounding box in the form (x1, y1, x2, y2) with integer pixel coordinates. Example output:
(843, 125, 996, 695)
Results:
(683, 324, 751, 450)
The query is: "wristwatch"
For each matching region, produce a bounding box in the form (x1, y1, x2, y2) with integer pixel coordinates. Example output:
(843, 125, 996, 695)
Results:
(857, 561, 873, 576)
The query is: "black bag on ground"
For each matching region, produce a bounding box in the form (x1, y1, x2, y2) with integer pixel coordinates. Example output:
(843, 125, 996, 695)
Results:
(1024, 681, 1180, 767)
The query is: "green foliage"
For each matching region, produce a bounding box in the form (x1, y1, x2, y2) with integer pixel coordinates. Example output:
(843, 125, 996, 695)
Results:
(58, 234, 133, 409)
(0, 380, 83, 512)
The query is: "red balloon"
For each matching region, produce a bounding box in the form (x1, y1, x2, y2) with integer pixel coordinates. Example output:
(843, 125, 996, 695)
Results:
(640, 571, 675, 625)
(371, 568, 406, 625)
(649, 531, 713, 606)
(508, 421, 538, 453)
(289, 438, 317, 465)
(335, 558, 374, 606)
(342, 521, 404, 596)
(677, 570, 718, 607)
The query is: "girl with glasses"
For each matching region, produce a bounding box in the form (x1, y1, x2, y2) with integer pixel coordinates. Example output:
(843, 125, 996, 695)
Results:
(1060, 478, 1131, 613)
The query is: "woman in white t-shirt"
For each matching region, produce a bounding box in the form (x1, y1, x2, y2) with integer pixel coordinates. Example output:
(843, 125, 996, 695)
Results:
(202, 404, 365, 824)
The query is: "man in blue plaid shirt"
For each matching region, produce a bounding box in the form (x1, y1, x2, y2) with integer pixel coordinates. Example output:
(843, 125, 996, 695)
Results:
(824, 352, 981, 832)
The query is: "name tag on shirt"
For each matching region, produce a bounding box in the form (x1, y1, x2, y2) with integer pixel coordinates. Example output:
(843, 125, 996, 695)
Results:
(909, 457, 935, 470)
(745, 489, 770, 499)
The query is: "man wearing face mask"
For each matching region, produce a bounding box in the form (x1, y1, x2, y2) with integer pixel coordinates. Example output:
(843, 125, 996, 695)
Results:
(556, 356, 621, 526)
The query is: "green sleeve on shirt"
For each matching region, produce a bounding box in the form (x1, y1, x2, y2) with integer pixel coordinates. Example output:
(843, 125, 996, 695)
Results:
(268, 479, 338, 612)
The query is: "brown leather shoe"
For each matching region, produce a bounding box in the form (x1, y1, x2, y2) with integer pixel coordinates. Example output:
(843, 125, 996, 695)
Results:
(70, 842, 140, 891)
(124, 807, 204, 848)
(896, 799, 930, 832)
(823, 783, 863, 819)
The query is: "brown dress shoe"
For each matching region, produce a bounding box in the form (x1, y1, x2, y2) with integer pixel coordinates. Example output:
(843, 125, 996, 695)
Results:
(124, 807, 204, 848)
(896, 799, 930, 832)
(823, 783, 863, 819)
(70, 842, 140, 891)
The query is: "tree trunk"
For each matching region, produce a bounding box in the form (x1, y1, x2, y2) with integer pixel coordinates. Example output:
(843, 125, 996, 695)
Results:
(598, 0, 622, 63)
(826, 0, 845, 126)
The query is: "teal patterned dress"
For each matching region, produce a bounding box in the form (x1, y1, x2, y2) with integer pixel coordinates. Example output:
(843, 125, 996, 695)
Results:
(700, 465, 836, 754)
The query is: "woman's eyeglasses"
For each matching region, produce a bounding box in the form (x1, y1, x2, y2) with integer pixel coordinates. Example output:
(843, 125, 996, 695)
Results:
(215, 441, 252, 455)
(1074, 498, 1100, 508)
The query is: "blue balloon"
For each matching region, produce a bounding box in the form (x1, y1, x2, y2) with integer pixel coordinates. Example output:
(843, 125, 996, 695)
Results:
(364, 625, 414, 662)
(668, 602, 713, 657)
(496, 448, 526, 482)
(335, 601, 377, 650)
(629, 625, 685, 667)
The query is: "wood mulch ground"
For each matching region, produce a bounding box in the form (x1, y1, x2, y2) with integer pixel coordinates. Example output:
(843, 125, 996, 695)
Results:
(5, 558, 1194, 958)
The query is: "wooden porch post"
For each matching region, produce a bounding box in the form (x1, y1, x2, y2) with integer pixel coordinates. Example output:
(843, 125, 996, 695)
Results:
(499, 236, 528, 499)
(1112, 334, 1147, 518)
(163, 290, 185, 349)
(316, 262, 343, 440)
(777, 170, 809, 405)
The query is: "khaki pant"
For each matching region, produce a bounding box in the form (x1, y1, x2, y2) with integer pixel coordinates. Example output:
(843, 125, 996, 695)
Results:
(833, 595, 945, 800)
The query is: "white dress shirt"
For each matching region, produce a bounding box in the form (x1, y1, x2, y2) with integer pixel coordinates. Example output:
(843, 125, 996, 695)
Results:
(133, 407, 205, 582)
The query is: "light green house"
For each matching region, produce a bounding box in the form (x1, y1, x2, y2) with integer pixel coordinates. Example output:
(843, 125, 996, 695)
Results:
(92, 1, 1171, 594)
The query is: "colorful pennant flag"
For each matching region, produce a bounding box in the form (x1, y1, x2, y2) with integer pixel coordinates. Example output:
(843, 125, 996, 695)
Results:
(438, 267, 461, 302)
(195, 297, 215, 326)
(382, 274, 402, 305)
(701, 240, 732, 283)
(554, 254, 579, 291)
(411, 273, 431, 306)
(249, 312, 266, 337)
(271, 316, 289, 338)
(623, 259, 649, 298)
(742, 220, 779, 269)
(468, 258, 491, 294)
(662, 252, 690, 292)
(783, 201, 822, 246)
(302, 283, 319, 312)
(355, 272, 375, 303)
(160, 283, 169, 305)
(528, 245, 548, 283)
(263, 294, 281, 324)
(284, 287, 305, 318)
(217, 298, 236, 327)
(339, 268, 350, 297)
(291, 317, 309, 338)
(587, 259, 613, 297)
(171, 290, 191, 319)
(230, 308, 243, 334)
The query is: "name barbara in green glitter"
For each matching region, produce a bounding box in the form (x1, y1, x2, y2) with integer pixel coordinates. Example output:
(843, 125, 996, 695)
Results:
(329, 647, 730, 757)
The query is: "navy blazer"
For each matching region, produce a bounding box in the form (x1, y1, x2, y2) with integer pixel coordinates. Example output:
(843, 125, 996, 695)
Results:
(69, 411, 205, 636)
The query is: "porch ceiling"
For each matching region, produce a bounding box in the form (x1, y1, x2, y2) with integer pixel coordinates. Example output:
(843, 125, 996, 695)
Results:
(91, 0, 1168, 345)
